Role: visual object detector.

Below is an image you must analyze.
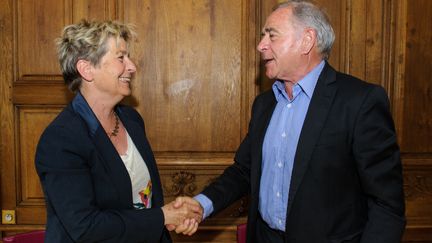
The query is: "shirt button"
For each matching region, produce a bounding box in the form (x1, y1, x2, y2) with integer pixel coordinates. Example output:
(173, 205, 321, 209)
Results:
(276, 192, 280, 197)
(278, 162, 283, 168)
(287, 103, 292, 108)
(281, 132, 286, 138)
(279, 219, 282, 225)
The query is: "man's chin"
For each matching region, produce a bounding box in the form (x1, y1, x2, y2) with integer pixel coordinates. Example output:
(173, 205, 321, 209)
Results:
(265, 71, 276, 80)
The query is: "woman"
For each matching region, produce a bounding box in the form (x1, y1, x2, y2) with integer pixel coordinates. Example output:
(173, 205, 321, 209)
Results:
(35, 20, 200, 243)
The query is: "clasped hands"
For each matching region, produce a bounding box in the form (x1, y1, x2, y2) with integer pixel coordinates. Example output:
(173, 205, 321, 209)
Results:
(161, 196, 203, 235)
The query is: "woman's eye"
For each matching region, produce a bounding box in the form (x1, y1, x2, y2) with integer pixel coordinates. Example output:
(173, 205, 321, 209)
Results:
(118, 56, 124, 62)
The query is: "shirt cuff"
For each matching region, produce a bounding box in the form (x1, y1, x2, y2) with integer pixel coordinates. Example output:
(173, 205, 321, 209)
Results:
(194, 194, 214, 220)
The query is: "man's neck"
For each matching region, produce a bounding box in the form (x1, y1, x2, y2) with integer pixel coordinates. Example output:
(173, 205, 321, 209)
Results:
(283, 57, 323, 98)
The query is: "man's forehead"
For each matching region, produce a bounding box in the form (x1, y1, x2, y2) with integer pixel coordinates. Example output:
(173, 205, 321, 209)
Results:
(263, 7, 292, 29)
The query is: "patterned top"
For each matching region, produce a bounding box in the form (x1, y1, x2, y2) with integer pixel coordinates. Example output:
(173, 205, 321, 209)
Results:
(120, 132, 152, 209)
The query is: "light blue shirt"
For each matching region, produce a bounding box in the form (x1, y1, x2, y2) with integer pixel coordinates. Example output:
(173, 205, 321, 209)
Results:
(195, 61, 325, 226)
(259, 61, 324, 231)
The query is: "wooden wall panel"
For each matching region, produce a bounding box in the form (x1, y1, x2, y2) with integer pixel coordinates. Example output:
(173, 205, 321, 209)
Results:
(343, 0, 392, 87)
(315, 0, 347, 73)
(72, 0, 117, 21)
(10, 106, 62, 226)
(16, 0, 65, 80)
(403, 161, 432, 242)
(16, 0, 119, 84)
(401, 0, 432, 153)
(16, 107, 61, 206)
(0, 0, 16, 221)
(395, 0, 432, 240)
(124, 0, 246, 153)
(1, 0, 432, 241)
(404, 161, 432, 224)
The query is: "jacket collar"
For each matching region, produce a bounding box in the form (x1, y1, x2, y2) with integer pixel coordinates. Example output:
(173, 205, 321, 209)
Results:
(71, 92, 124, 138)
(286, 62, 338, 216)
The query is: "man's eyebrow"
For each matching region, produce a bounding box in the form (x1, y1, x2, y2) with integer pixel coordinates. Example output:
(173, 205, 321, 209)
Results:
(262, 27, 278, 33)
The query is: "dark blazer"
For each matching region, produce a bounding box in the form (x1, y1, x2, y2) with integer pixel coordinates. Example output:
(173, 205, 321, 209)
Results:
(35, 93, 171, 243)
(202, 63, 406, 243)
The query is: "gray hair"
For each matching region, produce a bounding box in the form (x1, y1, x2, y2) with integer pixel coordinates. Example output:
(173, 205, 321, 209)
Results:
(56, 19, 136, 92)
(275, 0, 335, 60)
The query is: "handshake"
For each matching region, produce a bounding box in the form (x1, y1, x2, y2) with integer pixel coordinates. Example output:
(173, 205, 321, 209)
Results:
(161, 196, 204, 236)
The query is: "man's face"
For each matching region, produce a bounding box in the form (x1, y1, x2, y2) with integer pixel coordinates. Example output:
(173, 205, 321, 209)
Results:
(257, 7, 303, 81)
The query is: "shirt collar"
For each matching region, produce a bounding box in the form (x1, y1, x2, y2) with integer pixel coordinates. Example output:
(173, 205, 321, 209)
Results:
(71, 92, 122, 138)
(272, 60, 325, 101)
(71, 92, 100, 137)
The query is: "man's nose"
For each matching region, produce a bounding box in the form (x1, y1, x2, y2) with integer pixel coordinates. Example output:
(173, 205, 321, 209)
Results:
(257, 37, 268, 52)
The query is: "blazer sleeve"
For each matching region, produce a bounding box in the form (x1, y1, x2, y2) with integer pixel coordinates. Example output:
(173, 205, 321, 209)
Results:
(201, 134, 252, 214)
(35, 124, 166, 243)
(201, 94, 268, 214)
(352, 86, 406, 243)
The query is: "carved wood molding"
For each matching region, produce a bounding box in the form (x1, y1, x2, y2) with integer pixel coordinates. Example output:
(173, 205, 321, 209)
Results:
(164, 171, 197, 197)
(404, 174, 432, 200)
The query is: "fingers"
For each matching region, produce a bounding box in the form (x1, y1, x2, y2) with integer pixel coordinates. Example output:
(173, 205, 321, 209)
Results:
(173, 196, 193, 208)
(166, 224, 176, 231)
(175, 218, 190, 234)
(173, 197, 184, 208)
(175, 218, 199, 236)
(174, 196, 202, 212)
(183, 220, 199, 236)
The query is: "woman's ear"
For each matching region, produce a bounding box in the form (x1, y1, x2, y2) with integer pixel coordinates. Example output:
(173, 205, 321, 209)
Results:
(301, 28, 316, 55)
(76, 59, 94, 82)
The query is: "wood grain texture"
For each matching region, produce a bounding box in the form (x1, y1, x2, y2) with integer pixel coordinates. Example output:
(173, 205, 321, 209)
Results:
(0, 0, 17, 212)
(17, 107, 62, 206)
(16, 0, 65, 79)
(401, 0, 432, 153)
(124, 0, 245, 152)
(1, 0, 432, 241)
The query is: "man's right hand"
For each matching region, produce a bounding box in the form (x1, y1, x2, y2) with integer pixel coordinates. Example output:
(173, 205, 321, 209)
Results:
(163, 196, 203, 235)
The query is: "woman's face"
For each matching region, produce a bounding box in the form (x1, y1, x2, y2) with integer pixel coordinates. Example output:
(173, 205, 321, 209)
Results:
(91, 37, 136, 99)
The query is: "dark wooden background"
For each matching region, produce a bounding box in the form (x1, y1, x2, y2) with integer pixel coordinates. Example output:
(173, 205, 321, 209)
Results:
(0, 0, 431, 242)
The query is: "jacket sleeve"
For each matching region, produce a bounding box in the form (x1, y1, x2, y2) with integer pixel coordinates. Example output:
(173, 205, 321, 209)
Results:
(201, 133, 252, 214)
(352, 86, 406, 243)
(200, 94, 267, 214)
(35, 124, 166, 243)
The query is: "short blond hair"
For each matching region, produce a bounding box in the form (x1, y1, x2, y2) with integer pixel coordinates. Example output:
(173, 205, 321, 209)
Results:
(56, 19, 136, 92)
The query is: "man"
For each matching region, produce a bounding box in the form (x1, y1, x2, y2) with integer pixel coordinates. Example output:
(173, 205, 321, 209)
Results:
(176, 1, 406, 242)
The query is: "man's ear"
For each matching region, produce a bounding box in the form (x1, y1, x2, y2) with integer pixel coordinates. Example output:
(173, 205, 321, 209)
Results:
(76, 59, 94, 82)
(301, 28, 316, 55)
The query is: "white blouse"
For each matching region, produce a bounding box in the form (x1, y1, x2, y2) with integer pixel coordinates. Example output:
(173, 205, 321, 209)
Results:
(120, 132, 152, 209)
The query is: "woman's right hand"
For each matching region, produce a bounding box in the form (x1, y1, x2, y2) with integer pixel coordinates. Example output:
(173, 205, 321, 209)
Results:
(161, 197, 203, 227)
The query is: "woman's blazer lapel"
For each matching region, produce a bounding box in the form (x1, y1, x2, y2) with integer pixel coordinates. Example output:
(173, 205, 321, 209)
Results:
(92, 127, 133, 207)
(72, 93, 133, 207)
